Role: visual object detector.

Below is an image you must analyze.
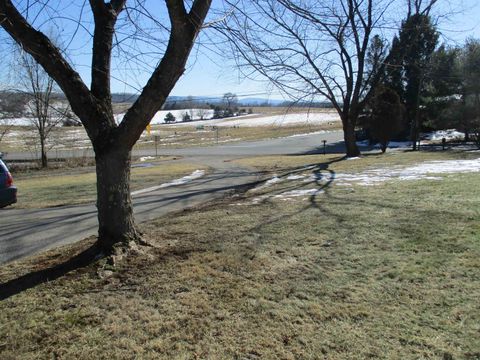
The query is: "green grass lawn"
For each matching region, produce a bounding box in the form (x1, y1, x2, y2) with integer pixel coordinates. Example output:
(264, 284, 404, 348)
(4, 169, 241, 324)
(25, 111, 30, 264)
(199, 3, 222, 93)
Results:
(0, 150, 479, 359)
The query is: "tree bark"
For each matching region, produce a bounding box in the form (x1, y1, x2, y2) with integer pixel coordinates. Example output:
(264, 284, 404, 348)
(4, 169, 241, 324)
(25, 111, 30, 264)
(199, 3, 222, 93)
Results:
(95, 147, 139, 252)
(343, 119, 360, 157)
(410, 107, 419, 151)
(40, 136, 48, 168)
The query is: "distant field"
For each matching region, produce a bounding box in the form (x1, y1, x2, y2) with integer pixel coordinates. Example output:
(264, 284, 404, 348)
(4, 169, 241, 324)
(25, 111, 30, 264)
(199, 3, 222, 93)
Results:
(0, 108, 342, 154)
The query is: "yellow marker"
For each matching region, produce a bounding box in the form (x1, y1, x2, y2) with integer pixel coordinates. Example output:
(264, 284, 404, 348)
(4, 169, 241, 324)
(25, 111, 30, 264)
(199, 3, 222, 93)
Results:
(146, 123, 151, 135)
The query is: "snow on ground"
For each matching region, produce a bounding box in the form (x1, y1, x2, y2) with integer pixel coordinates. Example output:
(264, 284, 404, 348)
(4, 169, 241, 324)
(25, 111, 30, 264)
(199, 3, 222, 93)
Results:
(335, 158, 480, 186)
(286, 174, 306, 180)
(114, 110, 340, 127)
(2, 116, 73, 126)
(139, 156, 155, 162)
(6, 110, 340, 127)
(255, 175, 282, 190)
(423, 129, 465, 141)
(250, 189, 323, 204)
(198, 112, 339, 127)
(114, 109, 216, 125)
(131, 169, 205, 196)
(247, 158, 480, 202)
(356, 130, 468, 150)
(275, 189, 324, 199)
(1, 117, 33, 126)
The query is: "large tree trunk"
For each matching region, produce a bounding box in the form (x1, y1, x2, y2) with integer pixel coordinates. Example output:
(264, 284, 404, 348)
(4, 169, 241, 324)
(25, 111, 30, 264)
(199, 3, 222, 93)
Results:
(95, 148, 140, 252)
(343, 119, 360, 157)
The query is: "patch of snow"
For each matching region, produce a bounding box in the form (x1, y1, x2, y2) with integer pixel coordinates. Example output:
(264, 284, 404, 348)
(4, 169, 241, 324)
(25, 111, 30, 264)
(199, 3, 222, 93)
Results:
(286, 174, 306, 180)
(264, 176, 282, 186)
(402, 158, 480, 174)
(254, 175, 282, 191)
(131, 169, 205, 196)
(275, 189, 323, 199)
(251, 196, 268, 204)
(139, 156, 155, 162)
(216, 138, 243, 143)
(303, 173, 327, 182)
(346, 156, 361, 160)
(335, 158, 480, 186)
(422, 129, 464, 141)
(249, 188, 323, 204)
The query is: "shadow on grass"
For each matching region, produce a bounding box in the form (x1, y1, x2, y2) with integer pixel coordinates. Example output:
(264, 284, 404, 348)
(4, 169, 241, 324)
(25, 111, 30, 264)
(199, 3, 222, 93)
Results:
(247, 157, 344, 235)
(246, 147, 476, 241)
(0, 244, 101, 301)
(0, 173, 264, 301)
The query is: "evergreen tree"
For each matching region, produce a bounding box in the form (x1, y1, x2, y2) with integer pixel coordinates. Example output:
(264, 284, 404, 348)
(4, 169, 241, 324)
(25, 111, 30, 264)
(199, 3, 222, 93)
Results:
(164, 112, 176, 124)
(398, 14, 439, 149)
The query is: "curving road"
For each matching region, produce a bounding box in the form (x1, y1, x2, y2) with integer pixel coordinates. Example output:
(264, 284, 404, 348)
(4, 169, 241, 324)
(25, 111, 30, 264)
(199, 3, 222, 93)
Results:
(0, 130, 346, 265)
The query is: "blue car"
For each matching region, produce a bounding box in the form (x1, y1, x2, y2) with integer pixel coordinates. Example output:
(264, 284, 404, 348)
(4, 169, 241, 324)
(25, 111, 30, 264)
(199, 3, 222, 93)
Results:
(0, 159, 17, 208)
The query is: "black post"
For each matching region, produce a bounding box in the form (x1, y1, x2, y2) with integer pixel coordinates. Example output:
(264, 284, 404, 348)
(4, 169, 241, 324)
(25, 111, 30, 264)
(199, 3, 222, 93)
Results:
(322, 140, 327, 155)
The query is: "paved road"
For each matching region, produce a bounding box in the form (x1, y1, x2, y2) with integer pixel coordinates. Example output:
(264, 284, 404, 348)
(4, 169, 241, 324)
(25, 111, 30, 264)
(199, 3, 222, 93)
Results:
(0, 131, 346, 265)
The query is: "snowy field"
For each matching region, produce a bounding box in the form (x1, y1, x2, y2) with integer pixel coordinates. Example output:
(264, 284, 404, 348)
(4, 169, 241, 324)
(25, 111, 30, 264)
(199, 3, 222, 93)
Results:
(114, 109, 341, 127)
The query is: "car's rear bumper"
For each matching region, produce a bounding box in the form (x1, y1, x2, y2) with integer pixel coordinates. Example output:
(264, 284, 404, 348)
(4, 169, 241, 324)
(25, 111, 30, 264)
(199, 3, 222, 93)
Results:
(0, 186, 17, 208)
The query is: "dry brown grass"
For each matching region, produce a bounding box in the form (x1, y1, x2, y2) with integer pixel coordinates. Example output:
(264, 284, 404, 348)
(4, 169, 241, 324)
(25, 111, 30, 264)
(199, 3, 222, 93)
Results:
(0, 150, 479, 359)
(11, 160, 208, 208)
(133, 122, 341, 150)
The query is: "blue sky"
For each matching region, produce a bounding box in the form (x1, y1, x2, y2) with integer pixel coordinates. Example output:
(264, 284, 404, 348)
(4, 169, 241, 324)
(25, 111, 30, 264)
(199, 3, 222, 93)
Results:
(168, 0, 480, 100)
(2, 0, 480, 101)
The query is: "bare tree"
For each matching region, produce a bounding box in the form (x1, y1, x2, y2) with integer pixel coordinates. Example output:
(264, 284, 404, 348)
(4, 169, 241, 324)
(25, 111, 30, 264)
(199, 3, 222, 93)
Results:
(219, 0, 439, 157)
(196, 107, 209, 120)
(15, 48, 71, 167)
(407, 0, 438, 17)
(0, 0, 212, 253)
(222, 92, 238, 115)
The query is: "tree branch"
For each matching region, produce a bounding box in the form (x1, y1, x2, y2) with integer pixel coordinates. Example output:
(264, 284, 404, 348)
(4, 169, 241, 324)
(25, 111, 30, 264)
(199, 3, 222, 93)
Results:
(0, 0, 100, 136)
(117, 0, 212, 148)
(89, 0, 126, 112)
